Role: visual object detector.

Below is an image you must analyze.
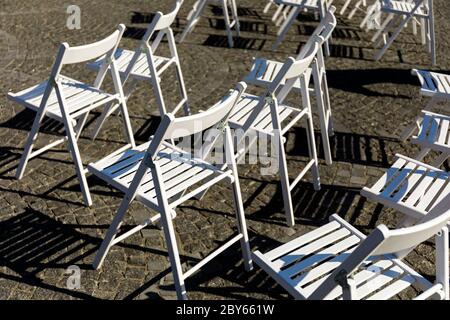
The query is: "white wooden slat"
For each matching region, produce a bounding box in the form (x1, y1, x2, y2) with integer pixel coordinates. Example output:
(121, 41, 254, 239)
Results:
(229, 96, 262, 124)
(265, 220, 342, 260)
(417, 115, 432, 141)
(435, 73, 450, 94)
(380, 160, 418, 199)
(368, 157, 407, 193)
(367, 274, 416, 300)
(302, 259, 394, 298)
(355, 265, 405, 299)
(258, 105, 293, 132)
(280, 235, 360, 279)
(390, 164, 423, 203)
(427, 116, 441, 143)
(323, 260, 401, 300)
(291, 248, 357, 289)
(272, 228, 352, 270)
(415, 173, 450, 211)
(437, 119, 449, 144)
(96, 142, 151, 171)
(403, 168, 439, 207)
(433, 178, 450, 206)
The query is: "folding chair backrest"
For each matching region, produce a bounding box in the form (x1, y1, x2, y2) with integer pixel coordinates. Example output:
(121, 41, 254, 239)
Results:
(297, 6, 337, 59)
(373, 192, 450, 257)
(272, 41, 320, 102)
(140, 0, 184, 44)
(61, 24, 125, 66)
(147, 82, 247, 157)
(153, 0, 184, 31)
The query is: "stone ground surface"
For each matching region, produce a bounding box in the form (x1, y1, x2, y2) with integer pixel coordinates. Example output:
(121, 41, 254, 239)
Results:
(0, 0, 449, 300)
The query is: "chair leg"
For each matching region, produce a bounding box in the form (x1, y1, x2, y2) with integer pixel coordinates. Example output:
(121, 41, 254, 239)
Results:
(276, 131, 295, 227)
(230, 0, 240, 37)
(167, 29, 191, 116)
(90, 102, 119, 140)
(264, 1, 272, 14)
(178, 0, 207, 43)
(55, 84, 92, 207)
(371, 13, 394, 42)
(314, 68, 333, 165)
(374, 15, 409, 61)
(436, 226, 449, 300)
(15, 107, 47, 180)
(306, 111, 321, 191)
(225, 127, 252, 271)
(272, 7, 301, 50)
(74, 112, 90, 141)
(92, 195, 132, 269)
(222, 0, 234, 47)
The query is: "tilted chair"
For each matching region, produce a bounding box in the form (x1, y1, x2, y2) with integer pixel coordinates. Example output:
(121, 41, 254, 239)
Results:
(7, 25, 135, 206)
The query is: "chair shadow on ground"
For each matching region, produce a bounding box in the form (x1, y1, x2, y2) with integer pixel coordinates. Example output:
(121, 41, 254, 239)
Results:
(135, 229, 290, 300)
(0, 208, 100, 299)
(326, 68, 419, 98)
(288, 127, 396, 167)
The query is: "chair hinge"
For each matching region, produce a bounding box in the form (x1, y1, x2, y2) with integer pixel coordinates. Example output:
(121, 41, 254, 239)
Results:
(264, 92, 275, 105)
(144, 154, 156, 168)
(217, 119, 228, 133)
(334, 269, 350, 289)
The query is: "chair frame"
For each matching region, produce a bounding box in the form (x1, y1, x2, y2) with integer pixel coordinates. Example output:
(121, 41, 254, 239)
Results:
(227, 41, 322, 227)
(253, 192, 450, 300)
(178, 0, 240, 48)
(89, 0, 190, 139)
(372, 0, 436, 65)
(245, 6, 336, 165)
(88, 83, 252, 300)
(7, 25, 135, 206)
(272, 0, 330, 56)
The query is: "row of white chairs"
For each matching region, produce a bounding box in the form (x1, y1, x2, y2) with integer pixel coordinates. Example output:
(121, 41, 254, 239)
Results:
(6, 1, 449, 300)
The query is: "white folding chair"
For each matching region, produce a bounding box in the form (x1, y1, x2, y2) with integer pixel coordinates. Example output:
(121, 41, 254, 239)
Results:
(7, 25, 135, 206)
(88, 0, 190, 139)
(252, 192, 450, 300)
(372, 0, 436, 65)
(272, 0, 330, 54)
(361, 153, 450, 227)
(245, 6, 336, 165)
(178, 0, 240, 48)
(227, 40, 322, 227)
(264, 1, 291, 26)
(88, 83, 252, 300)
(400, 70, 450, 163)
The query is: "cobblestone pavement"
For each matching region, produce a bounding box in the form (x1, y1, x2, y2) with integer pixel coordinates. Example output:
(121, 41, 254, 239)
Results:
(0, 0, 449, 300)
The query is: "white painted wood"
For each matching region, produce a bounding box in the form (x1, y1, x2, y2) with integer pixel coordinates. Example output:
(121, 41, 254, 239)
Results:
(272, 0, 330, 53)
(253, 188, 450, 300)
(88, 0, 190, 139)
(362, 153, 450, 223)
(7, 24, 134, 206)
(227, 42, 321, 227)
(89, 83, 252, 300)
(245, 7, 336, 165)
(178, 0, 240, 47)
(373, 0, 436, 65)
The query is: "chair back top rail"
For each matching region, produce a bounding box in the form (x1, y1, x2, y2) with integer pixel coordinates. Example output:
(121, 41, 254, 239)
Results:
(147, 82, 247, 157)
(298, 6, 337, 59)
(61, 24, 125, 65)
